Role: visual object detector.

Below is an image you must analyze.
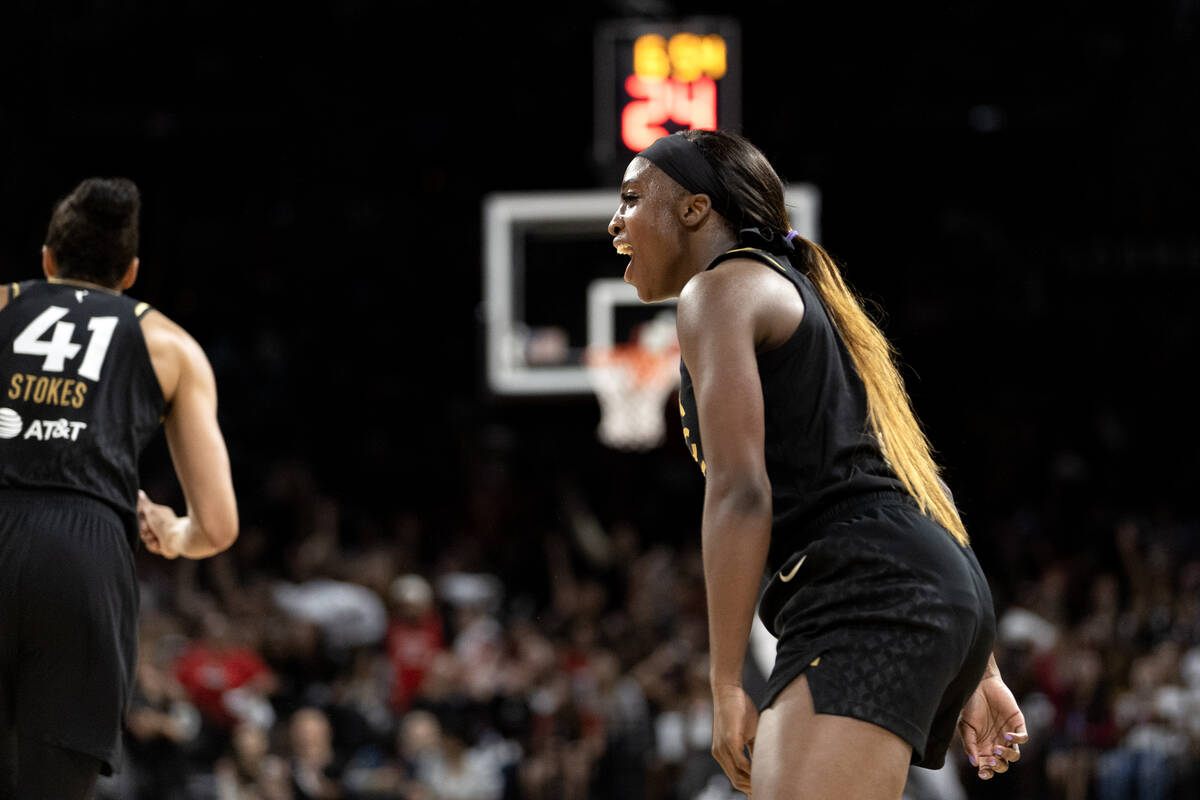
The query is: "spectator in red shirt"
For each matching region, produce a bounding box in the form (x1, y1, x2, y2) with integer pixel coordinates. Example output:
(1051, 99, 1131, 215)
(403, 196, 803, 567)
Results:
(386, 574, 445, 712)
(174, 609, 278, 729)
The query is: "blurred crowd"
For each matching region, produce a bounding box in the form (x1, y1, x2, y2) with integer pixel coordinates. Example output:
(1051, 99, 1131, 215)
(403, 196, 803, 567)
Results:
(95, 413, 1200, 800)
(975, 517, 1200, 800)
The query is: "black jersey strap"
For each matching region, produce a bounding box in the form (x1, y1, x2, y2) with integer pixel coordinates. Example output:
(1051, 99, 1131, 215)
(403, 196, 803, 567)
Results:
(708, 247, 791, 276)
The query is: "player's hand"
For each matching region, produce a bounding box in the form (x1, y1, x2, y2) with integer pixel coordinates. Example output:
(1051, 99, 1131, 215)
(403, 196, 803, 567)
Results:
(958, 674, 1029, 780)
(138, 489, 183, 559)
(711, 684, 758, 795)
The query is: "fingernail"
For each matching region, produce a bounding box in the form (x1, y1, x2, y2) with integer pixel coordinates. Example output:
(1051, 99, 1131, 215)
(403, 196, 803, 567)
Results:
(988, 758, 997, 767)
(1004, 733, 1013, 741)
(994, 747, 1003, 755)
(969, 756, 976, 766)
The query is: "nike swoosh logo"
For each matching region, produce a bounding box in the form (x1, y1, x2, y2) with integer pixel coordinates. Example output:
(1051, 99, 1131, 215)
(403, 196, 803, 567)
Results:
(779, 554, 807, 583)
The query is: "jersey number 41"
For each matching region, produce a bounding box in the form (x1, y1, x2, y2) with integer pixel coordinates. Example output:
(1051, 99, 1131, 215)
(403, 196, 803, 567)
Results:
(12, 306, 118, 381)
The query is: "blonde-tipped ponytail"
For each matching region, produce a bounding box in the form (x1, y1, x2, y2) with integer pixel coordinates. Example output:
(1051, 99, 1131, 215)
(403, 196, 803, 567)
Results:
(796, 238, 968, 545)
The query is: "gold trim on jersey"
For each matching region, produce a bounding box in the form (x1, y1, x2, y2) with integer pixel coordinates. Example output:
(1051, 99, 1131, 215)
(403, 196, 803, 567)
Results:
(722, 247, 788, 275)
(8, 282, 19, 297)
(134, 302, 151, 318)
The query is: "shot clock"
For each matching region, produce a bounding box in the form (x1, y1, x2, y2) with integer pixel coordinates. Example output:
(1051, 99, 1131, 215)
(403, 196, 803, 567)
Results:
(594, 18, 741, 182)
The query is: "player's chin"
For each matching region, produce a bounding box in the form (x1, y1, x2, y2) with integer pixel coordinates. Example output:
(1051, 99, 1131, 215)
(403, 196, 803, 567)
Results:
(624, 260, 655, 302)
(624, 276, 651, 303)
(636, 284, 671, 304)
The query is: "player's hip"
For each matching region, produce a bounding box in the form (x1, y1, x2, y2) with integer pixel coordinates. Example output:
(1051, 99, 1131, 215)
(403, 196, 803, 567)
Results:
(760, 495, 991, 638)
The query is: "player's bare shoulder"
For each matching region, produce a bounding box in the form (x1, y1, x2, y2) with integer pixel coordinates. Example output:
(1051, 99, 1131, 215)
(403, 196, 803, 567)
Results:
(139, 309, 213, 405)
(679, 257, 803, 350)
(680, 258, 753, 314)
(685, 256, 798, 302)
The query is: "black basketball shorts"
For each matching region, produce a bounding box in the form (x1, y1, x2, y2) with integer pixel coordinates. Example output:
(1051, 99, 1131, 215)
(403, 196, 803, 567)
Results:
(0, 489, 139, 775)
(757, 493, 995, 769)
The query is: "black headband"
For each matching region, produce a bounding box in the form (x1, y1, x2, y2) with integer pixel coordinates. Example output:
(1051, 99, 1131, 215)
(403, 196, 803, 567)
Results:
(638, 133, 736, 222)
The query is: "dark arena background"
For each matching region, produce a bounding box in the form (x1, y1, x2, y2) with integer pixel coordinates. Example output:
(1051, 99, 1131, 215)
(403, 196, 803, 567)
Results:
(2, 2, 1199, 798)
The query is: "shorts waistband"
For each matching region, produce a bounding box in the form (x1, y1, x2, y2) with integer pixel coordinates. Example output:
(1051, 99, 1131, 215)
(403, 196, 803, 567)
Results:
(804, 490, 917, 534)
(0, 487, 127, 529)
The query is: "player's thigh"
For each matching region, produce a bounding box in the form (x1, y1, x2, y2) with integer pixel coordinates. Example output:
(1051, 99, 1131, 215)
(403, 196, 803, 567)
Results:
(751, 674, 912, 800)
(13, 505, 136, 773)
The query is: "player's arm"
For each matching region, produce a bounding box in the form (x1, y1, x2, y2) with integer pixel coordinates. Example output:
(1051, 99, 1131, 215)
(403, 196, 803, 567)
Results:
(677, 263, 778, 795)
(138, 312, 238, 559)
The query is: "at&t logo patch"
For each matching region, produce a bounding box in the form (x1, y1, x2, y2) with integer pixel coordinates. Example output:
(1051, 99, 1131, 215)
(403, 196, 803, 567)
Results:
(0, 409, 87, 442)
(0, 407, 21, 439)
(23, 418, 88, 442)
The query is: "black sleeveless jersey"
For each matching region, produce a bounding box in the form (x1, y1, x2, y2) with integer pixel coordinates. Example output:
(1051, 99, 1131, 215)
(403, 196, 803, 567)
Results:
(678, 248, 906, 572)
(0, 280, 165, 543)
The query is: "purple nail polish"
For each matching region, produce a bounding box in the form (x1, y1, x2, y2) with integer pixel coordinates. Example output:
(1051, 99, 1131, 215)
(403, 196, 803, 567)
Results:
(969, 756, 976, 766)
(1004, 733, 1013, 741)
(994, 747, 1003, 755)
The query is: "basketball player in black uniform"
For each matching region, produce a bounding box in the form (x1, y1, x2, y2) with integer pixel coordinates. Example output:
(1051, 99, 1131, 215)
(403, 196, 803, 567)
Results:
(0, 177, 238, 798)
(608, 131, 1027, 799)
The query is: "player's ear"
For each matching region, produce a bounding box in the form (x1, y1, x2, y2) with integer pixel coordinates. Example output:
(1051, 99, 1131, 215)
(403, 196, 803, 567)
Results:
(41, 245, 58, 279)
(120, 257, 139, 290)
(678, 192, 713, 230)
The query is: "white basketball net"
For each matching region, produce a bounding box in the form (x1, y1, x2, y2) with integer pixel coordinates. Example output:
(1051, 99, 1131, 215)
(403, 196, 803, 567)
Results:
(586, 313, 680, 451)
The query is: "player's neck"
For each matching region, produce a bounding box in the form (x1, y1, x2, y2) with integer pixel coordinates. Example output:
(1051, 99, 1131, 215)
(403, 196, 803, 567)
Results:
(47, 276, 122, 294)
(690, 225, 739, 273)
